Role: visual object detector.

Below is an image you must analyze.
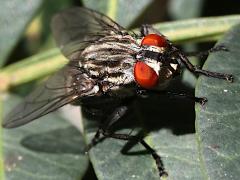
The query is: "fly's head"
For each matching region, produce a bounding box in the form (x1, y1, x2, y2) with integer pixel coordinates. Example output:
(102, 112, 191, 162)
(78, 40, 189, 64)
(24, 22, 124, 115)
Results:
(134, 34, 181, 89)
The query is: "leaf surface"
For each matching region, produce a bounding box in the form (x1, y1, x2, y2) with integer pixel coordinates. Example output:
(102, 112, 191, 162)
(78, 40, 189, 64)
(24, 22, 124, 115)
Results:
(196, 24, 240, 179)
(2, 95, 89, 180)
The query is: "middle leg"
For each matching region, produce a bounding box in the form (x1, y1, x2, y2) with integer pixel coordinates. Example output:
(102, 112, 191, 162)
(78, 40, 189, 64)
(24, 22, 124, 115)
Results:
(85, 105, 128, 152)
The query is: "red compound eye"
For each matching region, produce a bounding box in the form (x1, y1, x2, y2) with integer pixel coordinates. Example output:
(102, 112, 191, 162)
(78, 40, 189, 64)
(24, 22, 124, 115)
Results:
(134, 61, 158, 89)
(141, 34, 167, 47)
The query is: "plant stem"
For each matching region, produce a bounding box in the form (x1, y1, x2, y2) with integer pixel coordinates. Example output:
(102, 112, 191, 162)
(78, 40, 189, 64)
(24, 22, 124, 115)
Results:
(0, 49, 68, 91)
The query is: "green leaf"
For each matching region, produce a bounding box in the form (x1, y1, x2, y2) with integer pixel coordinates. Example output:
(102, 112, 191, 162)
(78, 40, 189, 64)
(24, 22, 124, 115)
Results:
(82, 0, 154, 27)
(0, 0, 43, 66)
(196, 24, 240, 179)
(2, 95, 89, 180)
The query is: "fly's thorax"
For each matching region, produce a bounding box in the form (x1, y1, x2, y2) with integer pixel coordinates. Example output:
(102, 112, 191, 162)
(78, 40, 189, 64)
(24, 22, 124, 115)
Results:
(81, 34, 140, 59)
(77, 34, 141, 95)
(79, 59, 136, 94)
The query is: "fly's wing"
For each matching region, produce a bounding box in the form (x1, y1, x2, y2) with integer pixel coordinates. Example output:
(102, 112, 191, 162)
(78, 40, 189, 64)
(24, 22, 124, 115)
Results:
(3, 65, 79, 128)
(51, 7, 127, 58)
(3, 7, 129, 128)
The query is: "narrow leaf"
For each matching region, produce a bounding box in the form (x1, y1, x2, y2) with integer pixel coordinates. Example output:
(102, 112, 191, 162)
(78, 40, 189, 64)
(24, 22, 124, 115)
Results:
(196, 24, 240, 179)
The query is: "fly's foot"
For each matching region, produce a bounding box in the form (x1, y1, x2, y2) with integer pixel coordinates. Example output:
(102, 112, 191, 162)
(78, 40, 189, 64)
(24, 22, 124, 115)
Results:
(159, 171, 168, 179)
(84, 143, 93, 154)
(225, 74, 234, 82)
(195, 97, 208, 106)
(136, 88, 148, 97)
(211, 44, 229, 52)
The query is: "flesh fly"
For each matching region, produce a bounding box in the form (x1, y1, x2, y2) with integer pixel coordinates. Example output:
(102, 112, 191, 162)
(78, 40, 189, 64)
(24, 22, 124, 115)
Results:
(3, 7, 233, 177)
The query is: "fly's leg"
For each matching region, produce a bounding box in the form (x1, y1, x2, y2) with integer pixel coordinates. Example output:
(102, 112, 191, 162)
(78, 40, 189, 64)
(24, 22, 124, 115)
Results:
(86, 100, 168, 177)
(100, 129, 168, 177)
(85, 128, 102, 153)
(177, 51, 233, 82)
(137, 89, 208, 105)
(85, 105, 128, 152)
(185, 45, 228, 58)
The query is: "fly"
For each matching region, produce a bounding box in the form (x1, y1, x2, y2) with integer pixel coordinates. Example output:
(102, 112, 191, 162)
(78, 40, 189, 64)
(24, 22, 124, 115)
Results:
(3, 7, 233, 177)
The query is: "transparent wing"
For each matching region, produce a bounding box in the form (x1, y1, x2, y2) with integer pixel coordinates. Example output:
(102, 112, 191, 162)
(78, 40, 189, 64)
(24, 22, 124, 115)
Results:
(3, 65, 79, 128)
(51, 7, 127, 58)
(3, 7, 130, 128)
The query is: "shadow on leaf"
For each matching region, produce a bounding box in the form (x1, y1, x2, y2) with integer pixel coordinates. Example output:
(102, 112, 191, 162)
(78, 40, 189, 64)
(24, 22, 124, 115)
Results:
(21, 126, 86, 154)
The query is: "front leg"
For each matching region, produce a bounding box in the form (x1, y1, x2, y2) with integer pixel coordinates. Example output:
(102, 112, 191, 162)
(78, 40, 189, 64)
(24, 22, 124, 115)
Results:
(177, 50, 233, 82)
(140, 25, 233, 82)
